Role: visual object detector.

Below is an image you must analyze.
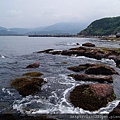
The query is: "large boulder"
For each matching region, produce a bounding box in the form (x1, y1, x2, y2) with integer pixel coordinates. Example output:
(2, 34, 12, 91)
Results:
(69, 84, 116, 111)
(26, 62, 40, 68)
(85, 64, 118, 75)
(11, 77, 46, 96)
(69, 74, 113, 83)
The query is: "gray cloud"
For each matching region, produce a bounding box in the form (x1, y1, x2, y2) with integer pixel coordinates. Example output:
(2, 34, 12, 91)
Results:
(0, 0, 120, 28)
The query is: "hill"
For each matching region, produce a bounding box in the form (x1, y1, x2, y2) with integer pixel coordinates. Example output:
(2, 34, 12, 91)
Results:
(78, 16, 120, 36)
(27, 22, 86, 35)
(0, 22, 87, 35)
(0, 26, 16, 35)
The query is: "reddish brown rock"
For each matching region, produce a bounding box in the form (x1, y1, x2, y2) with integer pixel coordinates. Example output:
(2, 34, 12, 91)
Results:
(85, 64, 118, 75)
(69, 74, 113, 83)
(69, 84, 116, 111)
(82, 42, 95, 47)
(26, 62, 40, 68)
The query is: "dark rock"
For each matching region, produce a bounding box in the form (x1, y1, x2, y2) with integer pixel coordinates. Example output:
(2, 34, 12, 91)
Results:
(50, 50, 61, 55)
(85, 64, 119, 75)
(69, 84, 116, 111)
(11, 77, 46, 96)
(108, 102, 120, 120)
(23, 72, 43, 77)
(82, 42, 95, 47)
(37, 49, 54, 53)
(68, 63, 94, 72)
(70, 46, 87, 51)
(84, 48, 110, 60)
(69, 74, 113, 83)
(26, 62, 40, 68)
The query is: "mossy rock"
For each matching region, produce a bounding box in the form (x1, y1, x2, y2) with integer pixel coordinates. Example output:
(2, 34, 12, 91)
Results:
(11, 77, 46, 96)
(23, 72, 43, 77)
(69, 84, 116, 111)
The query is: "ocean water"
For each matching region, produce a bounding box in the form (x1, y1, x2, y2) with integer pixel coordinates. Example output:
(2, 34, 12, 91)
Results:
(0, 36, 120, 119)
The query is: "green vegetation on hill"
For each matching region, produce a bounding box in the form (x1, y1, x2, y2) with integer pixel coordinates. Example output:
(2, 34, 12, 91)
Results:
(79, 16, 120, 36)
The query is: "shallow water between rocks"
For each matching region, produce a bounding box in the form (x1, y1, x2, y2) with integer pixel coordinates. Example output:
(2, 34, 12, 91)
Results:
(0, 36, 120, 119)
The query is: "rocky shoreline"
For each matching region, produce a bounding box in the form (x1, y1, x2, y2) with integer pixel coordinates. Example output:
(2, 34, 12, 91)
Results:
(10, 42, 120, 119)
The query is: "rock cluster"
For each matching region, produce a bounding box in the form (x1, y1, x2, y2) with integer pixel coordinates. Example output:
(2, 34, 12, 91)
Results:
(38, 42, 120, 68)
(68, 63, 118, 111)
(36, 42, 119, 111)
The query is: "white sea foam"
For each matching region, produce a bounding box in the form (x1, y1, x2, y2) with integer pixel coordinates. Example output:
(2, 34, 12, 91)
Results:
(0, 55, 5, 58)
(2, 87, 14, 96)
(101, 58, 116, 66)
(12, 74, 119, 115)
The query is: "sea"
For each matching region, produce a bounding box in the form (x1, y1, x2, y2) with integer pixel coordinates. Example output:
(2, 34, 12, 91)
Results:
(0, 36, 120, 120)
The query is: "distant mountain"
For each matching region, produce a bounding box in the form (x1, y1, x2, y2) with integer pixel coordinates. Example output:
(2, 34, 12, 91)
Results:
(28, 22, 86, 35)
(0, 26, 7, 30)
(0, 26, 16, 35)
(0, 22, 87, 35)
(78, 16, 120, 36)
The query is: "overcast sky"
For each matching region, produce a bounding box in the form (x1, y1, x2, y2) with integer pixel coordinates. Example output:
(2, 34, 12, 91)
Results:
(1, 0, 120, 28)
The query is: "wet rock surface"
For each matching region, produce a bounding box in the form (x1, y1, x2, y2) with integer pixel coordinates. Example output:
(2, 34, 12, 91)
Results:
(26, 62, 40, 68)
(69, 84, 116, 111)
(69, 74, 113, 83)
